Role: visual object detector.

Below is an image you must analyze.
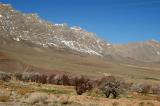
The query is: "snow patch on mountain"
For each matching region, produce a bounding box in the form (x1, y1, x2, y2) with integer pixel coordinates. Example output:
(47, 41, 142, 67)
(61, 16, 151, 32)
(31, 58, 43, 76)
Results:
(107, 43, 111, 46)
(0, 3, 112, 56)
(55, 24, 64, 26)
(70, 26, 82, 30)
(150, 39, 159, 43)
(61, 40, 102, 56)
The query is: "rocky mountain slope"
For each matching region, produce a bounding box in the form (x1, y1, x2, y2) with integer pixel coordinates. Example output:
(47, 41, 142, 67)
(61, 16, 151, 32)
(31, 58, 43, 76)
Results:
(0, 3, 160, 63)
(0, 3, 111, 56)
(112, 40, 160, 62)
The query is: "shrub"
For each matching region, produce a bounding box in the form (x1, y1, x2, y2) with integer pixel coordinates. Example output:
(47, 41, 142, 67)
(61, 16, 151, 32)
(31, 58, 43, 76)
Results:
(68, 76, 77, 86)
(54, 74, 63, 85)
(47, 74, 71, 85)
(62, 74, 70, 86)
(75, 76, 93, 95)
(14, 72, 75, 86)
(0, 71, 11, 82)
(14, 72, 22, 81)
(30, 73, 40, 83)
(130, 83, 151, 94)
(99, 76, 123, 98)
(21, 72, 32, 82)
(38, 74, 47, 84)
(47, 74, 56, 84)
(20, 72, 48, 84)
(87, 87, 104, 97)
(151, 85, 160, 95)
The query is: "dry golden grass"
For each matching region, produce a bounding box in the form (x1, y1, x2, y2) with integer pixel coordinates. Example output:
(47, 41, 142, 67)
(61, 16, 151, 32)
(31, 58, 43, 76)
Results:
(0, 80, 159, 106)
(53, 95, 160, 106)
(0, 87, 10, 102)
(58, 94, 73, 105)
(26, 92, 48, 104)
(0, 96, 10, 102)
(17, 87, 34, 95)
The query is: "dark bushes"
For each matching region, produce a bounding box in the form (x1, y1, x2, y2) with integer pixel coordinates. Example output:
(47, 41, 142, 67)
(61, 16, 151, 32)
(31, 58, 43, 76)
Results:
(14, 72, 22, 80)
(3, 71, 160, 97)
(53, 74, 64, 85)
(67, 76, 78, 86)
(14, 72, 73, 86)
(151, 85, 160, 95)
(13, 72, 126, 97)
(21, 72, 32, 82)
(54, 74, 70, 85)
(30, 73, 40, 83)
(15, 72, 48, 83)
(62, 74, 70, 86)
(48, 74, 70, 85)
(74, 76, 94, 95)
(38, 74, 47, 84)
(47, 74, 56, 84)
(0, 71, 11, 82)
(47, 74, 75, 86)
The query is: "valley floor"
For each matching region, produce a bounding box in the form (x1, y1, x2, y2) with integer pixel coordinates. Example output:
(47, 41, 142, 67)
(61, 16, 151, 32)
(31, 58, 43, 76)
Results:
(0, 80, 160, 106)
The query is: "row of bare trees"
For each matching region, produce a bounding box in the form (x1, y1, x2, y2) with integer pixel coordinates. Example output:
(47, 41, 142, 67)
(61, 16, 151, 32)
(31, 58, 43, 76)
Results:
(0, 71, 160, 98)
(14, 72, 76, 86)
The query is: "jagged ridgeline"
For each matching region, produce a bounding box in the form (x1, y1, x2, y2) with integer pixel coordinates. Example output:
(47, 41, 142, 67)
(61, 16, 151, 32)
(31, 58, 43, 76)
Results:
(0, 3, 160, 62)
(0, 3, 111, 56)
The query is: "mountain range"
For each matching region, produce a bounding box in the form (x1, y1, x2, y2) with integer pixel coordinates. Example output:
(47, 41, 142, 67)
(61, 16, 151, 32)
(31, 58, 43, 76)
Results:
(0, 3, 160, 79)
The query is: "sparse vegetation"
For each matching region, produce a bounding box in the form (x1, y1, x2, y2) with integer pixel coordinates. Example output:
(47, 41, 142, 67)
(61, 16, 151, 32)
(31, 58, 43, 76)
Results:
(139, 102, 145, 106)
(14, 72, 22, 80)
(17, 87, 34, 95)
(0, 2, 160, 106)
(151, 85, 160, 95)
(86, 88, 105, 97)
(99, 76, 124, 98)
(47, 74, 56, 84)
(62, 74, 70, 86)
(131, 83, 151, 94)
(26, 92, 48, 104)
(0, 96, 10, 102)
(0, 88, 10, 102)
(58, 95, 72, 105)
(112, 101, 119, 106)
(147, 102, 155, 106)
(0, 71, 160, 105)
(0, 71, 11, 82)
(75, 76, 93, 95)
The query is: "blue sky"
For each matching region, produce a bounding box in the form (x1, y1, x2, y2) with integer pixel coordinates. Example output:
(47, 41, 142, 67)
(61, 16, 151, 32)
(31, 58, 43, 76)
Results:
(1, 0, 160, 44)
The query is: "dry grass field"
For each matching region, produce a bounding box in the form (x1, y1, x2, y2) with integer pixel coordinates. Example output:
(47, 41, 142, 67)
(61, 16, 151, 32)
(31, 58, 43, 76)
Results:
(0, 80, 160, 106)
